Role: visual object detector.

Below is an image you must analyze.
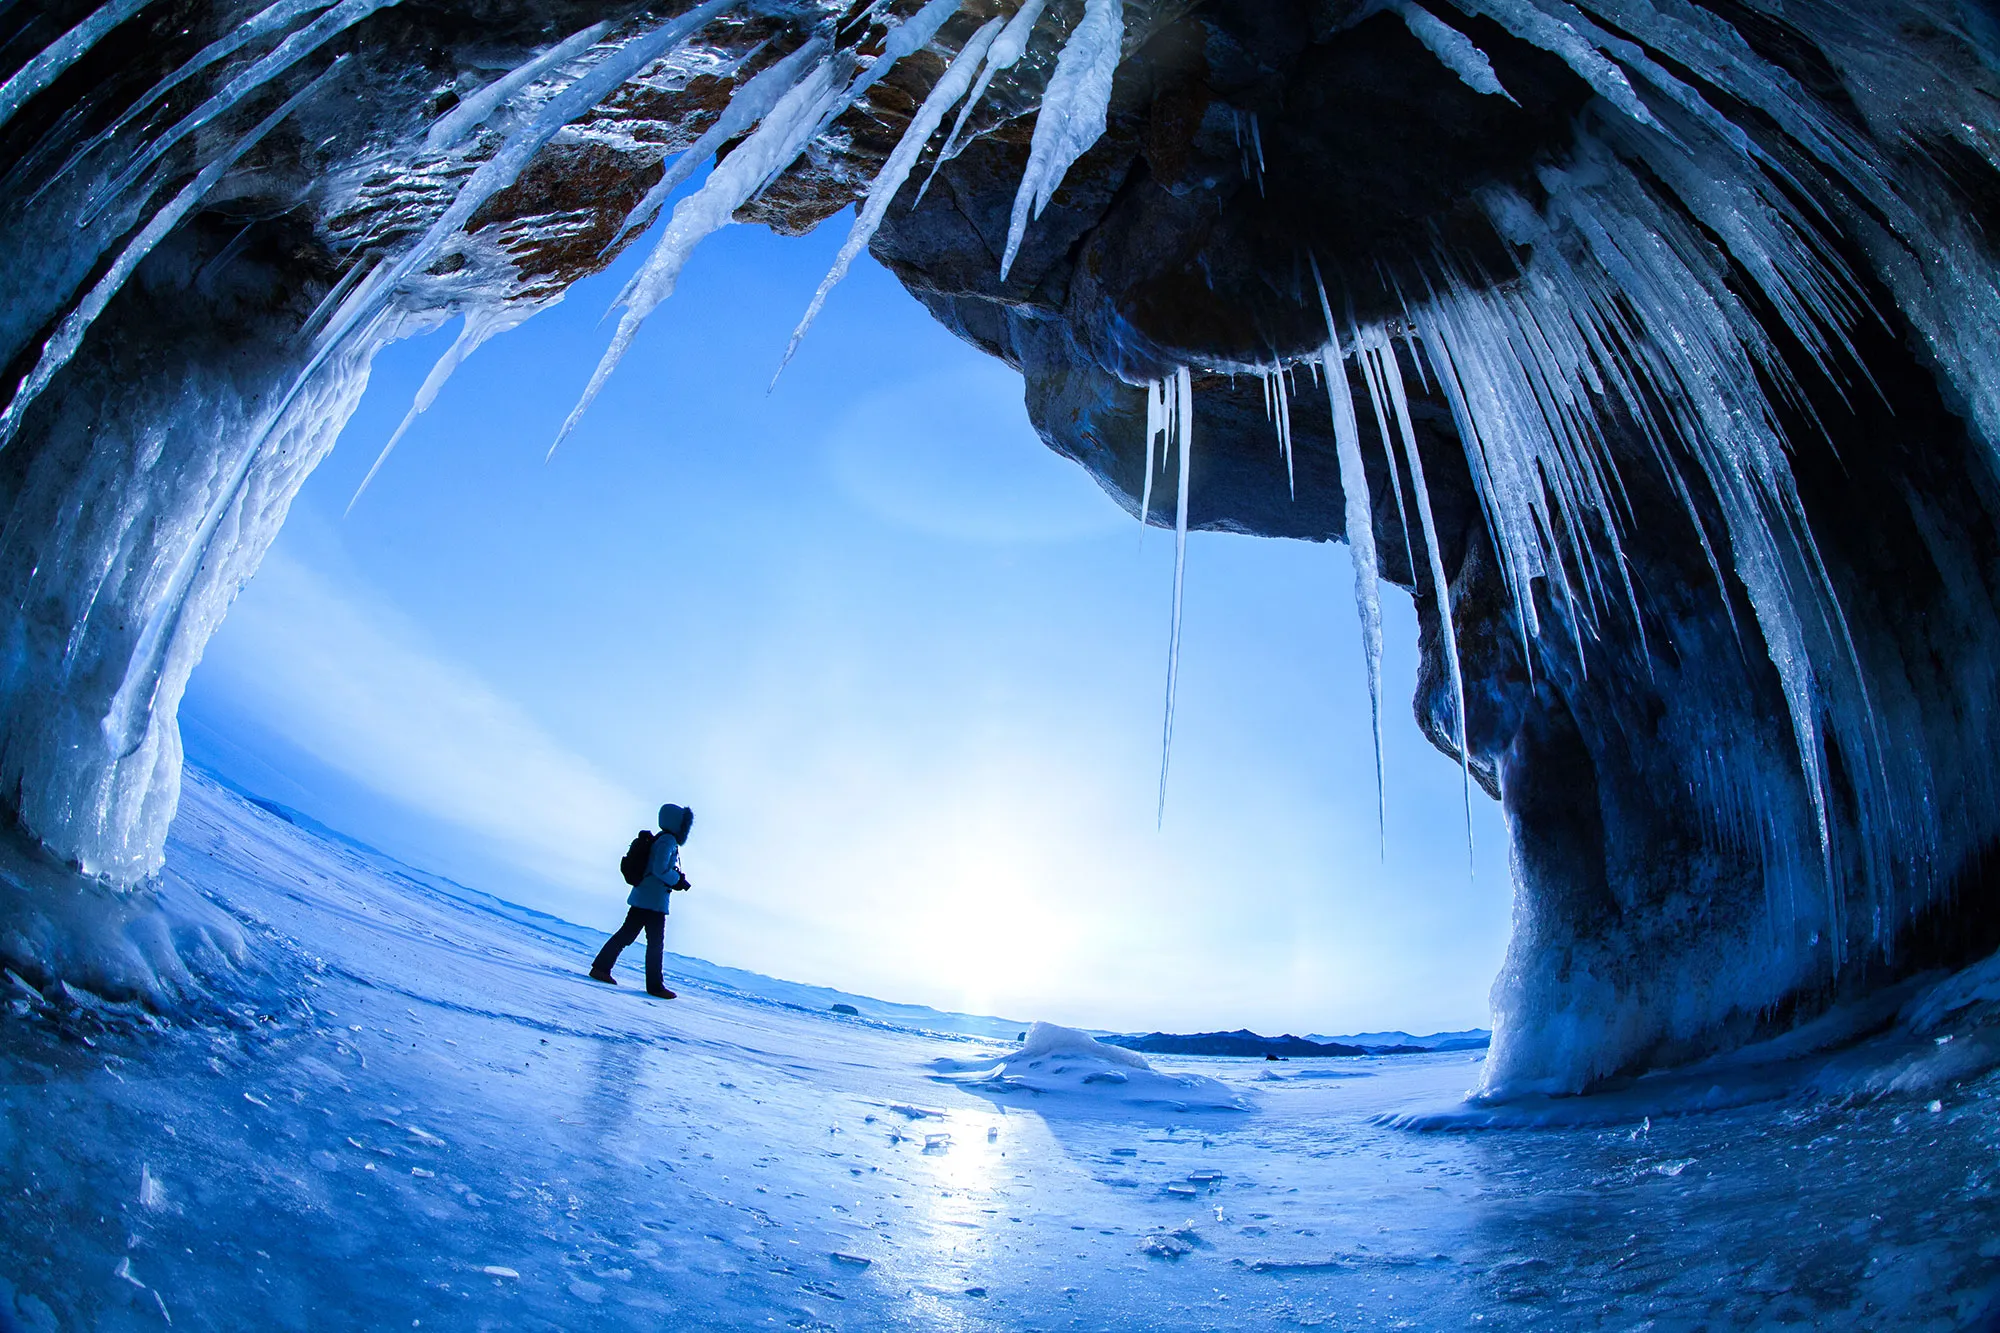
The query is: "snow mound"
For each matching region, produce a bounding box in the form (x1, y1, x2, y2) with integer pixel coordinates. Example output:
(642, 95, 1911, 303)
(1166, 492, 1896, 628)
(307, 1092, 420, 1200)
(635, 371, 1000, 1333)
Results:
(931, 1021, 1249, 1111)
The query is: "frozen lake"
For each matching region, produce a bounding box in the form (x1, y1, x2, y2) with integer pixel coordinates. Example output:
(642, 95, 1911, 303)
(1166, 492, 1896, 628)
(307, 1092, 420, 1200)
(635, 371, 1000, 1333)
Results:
(3, 772, 1997, 1330)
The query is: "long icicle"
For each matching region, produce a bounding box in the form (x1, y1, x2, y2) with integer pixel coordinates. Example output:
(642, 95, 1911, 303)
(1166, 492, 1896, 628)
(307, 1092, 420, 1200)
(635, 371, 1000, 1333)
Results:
(1322, 340, 1387, 853)
(31, 0, 339, 202)
(79, 0, 411, 226)
(1140, 375, 1162, 527)
(0, 0, 155, 132)
(1158, 365, 1193, 823)
(601, 36, 826, 255)
(775, 14, 1005, 381)
(999, 0, 1122, 279)
(425, 19, 615, 151)
(1389, 333, 1477, 867)
(914, 0, 1047, 206)
(346, 307, 519, 512)
(557, 0, 962, 450)
(551, 48, 846, 454)
(0, 61, 343, 448)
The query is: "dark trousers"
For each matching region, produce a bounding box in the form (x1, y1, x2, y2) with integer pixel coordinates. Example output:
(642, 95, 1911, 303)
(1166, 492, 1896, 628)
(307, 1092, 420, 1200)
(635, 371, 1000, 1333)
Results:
(593, 907, 665, 988)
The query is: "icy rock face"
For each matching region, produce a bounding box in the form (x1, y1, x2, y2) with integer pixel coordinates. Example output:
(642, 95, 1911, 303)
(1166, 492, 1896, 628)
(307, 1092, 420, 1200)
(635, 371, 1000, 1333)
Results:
(6, 0, 2000, 1093)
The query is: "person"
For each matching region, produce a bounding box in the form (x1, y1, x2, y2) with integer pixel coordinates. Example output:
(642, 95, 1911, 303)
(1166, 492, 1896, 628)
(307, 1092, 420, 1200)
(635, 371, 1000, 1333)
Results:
(590, 803, 693, 998)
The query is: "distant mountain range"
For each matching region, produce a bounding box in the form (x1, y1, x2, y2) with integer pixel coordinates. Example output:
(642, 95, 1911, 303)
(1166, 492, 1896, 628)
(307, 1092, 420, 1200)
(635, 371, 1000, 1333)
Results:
(1313, 1029, 1493, 1053)
(1102, 1028, 1492, 1059)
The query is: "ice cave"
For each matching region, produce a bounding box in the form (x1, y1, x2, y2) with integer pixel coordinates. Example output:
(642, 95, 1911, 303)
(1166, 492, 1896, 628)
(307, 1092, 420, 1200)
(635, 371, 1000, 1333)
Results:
(5, 0, 2000, 1325)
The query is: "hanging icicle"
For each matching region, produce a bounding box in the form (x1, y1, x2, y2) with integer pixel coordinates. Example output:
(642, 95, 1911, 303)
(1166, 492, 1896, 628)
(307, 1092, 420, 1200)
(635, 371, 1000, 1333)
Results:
(1320, 340, 1389, 852)
(999, 0, 1122, 279)
(775, 14, 1006, 381)
(1157, 365, 1194, 823)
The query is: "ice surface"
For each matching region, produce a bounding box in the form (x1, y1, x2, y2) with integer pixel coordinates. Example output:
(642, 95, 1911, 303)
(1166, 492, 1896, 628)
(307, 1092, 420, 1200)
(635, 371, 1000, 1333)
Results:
(1000, 0, 1123, 279)
(4, 769, 1998, 1328)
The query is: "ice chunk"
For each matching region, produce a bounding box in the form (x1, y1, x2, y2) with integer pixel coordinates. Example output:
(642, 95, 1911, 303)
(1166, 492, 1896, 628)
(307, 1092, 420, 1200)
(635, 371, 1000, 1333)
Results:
(1000, 0, 1124, 278)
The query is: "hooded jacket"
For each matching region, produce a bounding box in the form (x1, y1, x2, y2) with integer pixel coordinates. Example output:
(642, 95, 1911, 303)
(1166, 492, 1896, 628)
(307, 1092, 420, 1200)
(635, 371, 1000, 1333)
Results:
(627, 803, 693, 912)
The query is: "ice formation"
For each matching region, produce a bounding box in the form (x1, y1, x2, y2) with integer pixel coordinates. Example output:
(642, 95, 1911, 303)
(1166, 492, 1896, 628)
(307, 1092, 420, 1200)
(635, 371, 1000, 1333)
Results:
(5, 0, 2000, 1098)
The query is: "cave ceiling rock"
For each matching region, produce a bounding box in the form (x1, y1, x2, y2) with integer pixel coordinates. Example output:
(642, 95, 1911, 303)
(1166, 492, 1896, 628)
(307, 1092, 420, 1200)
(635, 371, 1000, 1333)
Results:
(3, 0, 2000, 1095)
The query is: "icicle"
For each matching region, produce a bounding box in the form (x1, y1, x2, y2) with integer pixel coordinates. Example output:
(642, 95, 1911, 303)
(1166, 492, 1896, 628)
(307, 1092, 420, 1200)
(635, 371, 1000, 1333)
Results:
(1158, 365, 1193, 822)
(31, 0, 338, 203)
(915, 0, 1048, 206)
(346, 307, 518, 512)
(1234, 111, 1265, 196)
(1391, 333, 1478, 864)
(553, 48, 849, 454)
(80, 0, 412, 226)
(1440, 0, 1655, 126)
(805, 0, 961, 147)
(296, 0, 736, 436)
(604, 38, 826, 254)
(999, 0, 1122, 279)
(0, 62, 342, 449)
(1140, 375, 1163, 526)
(1262, 365, 1295, 499)
(1354, 329, 1419, 597)
(1392, 1, 1516, 102)
(0, 0, 155, 133)
(425, 19, 615, 151)
(1321, 342, 1388, 851)
(775, 15, 1006, 381)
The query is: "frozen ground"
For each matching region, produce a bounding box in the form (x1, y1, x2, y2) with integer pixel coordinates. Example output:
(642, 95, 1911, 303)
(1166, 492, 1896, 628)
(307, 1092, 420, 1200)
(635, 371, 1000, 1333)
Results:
(3, 772, 2000, 1331)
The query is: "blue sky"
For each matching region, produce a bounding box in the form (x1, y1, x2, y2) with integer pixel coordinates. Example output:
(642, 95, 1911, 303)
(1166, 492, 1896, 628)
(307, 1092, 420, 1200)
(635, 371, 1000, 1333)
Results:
(180, 217, 1512, 1036)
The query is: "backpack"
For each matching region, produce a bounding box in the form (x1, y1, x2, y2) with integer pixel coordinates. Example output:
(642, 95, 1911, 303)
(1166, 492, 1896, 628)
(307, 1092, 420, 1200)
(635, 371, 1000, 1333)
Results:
(619, 830, 656, 887)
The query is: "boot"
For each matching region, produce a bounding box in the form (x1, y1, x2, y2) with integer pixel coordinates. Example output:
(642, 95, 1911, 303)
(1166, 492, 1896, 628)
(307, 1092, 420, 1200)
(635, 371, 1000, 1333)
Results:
(589, 968, 617, 985)
(646, 983, 677, 999)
